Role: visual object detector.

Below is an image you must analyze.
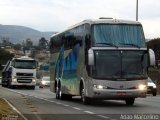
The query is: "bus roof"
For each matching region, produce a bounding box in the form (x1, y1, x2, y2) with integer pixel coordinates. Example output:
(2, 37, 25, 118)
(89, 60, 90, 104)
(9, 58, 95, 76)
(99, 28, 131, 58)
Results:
(51, 18, 141, 38)
(70, 18, 141, 28)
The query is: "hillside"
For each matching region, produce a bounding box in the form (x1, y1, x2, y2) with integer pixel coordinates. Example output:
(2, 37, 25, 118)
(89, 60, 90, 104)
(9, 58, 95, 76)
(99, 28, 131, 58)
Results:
(0, 24, 55, 45)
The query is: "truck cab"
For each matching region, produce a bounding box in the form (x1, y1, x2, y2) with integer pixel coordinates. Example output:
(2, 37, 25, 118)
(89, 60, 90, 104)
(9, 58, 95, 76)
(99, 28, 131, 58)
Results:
(2, 56, 37, 89)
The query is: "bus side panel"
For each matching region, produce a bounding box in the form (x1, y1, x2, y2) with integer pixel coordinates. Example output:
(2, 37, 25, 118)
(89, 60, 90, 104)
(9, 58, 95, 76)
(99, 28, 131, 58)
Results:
(62, 44, 81, 95)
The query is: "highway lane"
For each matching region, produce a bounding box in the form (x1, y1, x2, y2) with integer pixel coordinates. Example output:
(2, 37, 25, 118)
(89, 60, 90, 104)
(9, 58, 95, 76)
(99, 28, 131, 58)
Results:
(1, 86, 160, 120)
(12, 86, 160, 113)
(0, 86, 108, 120)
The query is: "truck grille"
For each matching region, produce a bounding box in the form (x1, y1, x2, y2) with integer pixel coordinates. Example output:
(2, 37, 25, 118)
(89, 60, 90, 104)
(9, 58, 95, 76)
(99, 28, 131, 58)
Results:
(16, 73, 33, 77)
(17, 79, 32, 83)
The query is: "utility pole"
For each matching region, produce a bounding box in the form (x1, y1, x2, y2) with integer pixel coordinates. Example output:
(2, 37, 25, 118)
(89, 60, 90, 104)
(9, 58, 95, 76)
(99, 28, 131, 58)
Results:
(136, 0, 138, 21)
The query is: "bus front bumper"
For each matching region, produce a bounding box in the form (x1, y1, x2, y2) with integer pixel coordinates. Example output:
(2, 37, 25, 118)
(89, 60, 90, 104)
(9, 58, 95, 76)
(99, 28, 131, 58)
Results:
(88, 89, 147, 99)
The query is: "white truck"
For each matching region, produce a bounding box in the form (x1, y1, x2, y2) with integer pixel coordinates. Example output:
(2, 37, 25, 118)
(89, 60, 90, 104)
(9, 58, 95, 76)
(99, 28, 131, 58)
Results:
(2, 56, 37, 89)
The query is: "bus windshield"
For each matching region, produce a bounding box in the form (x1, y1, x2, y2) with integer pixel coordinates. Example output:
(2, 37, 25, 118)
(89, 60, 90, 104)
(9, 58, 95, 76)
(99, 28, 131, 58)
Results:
(13, 60, 37, 69)
(92, 50, 148, 80)
(92, 24, 145, 47)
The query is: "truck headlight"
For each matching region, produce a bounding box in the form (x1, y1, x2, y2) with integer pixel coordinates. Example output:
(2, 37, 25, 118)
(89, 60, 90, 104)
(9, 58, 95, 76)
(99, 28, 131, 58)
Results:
(32, 79, 36, 83)
(12, 78, 17, 82)
(138, 84, 147, 90)
(94, 85, 105, 89)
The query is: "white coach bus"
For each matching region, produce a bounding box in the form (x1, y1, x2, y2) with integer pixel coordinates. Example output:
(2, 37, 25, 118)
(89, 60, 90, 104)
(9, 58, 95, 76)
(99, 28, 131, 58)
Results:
(49, 18, 155, 105)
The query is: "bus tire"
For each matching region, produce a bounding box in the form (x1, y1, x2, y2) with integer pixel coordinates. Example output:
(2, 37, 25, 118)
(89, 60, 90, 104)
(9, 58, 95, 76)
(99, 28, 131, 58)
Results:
(56, 84, 65, 100)
(56, 87, 60, 99)
(59, 92, 66, 100)
(81, 87, 91, 105)
(125, 98, 135, 106)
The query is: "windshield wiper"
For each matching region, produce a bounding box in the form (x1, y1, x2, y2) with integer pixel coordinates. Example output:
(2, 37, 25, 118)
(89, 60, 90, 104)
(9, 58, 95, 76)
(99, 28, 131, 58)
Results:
(96, 43, 118, 48)
(119, 43, 140, 48)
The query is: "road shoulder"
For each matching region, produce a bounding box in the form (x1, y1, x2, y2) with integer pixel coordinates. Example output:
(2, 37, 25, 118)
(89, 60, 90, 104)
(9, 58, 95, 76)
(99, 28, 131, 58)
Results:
(0, 98, 24, 120)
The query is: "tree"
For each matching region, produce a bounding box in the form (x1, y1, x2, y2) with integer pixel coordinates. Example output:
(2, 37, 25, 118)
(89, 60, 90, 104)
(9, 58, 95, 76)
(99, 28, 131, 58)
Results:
(25, 38, 33, 48)
(0, 48, 14, 70)
(39, 37, 48, 49)
(13, 43, 22, 50)
(1, 37, 12, 46)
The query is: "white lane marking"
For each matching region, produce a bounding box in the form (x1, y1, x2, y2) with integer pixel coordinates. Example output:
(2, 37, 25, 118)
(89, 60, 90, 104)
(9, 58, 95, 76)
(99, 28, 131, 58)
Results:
(63, 104, 70, 107)
(38, 97, 49, 101)
(35, 97, 56, 104)
(3, 98, 28, 120)
(49, 101, 56, 103)
(8, 89, 28, 96)
(56, 102, 62, 105)
(6, 88, 115, 120)
(84, 111, 95, 114)
(97, 115, 110, 119)
(72, 107, 82, 110)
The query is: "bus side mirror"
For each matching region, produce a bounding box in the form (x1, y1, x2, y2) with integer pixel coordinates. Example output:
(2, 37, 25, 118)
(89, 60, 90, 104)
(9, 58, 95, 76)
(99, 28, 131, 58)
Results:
(149, 49, 155, 66)
(88, 48, 94, 66)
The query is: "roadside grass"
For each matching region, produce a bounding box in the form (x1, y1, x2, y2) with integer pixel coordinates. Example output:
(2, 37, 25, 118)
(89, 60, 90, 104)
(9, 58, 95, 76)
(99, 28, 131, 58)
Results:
(0, 98, 22, 120)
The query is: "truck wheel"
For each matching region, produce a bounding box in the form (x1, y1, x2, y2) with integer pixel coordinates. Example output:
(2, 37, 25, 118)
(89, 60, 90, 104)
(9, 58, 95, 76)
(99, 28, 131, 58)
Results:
(8, 81, 14, 89)
(2, 83, 5, 87)
(10, 85, 15, 89)
(31, 86, 35, 90)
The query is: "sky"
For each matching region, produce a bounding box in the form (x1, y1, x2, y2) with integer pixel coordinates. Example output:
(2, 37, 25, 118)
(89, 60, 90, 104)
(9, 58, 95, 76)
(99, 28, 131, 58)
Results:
(0, 0, 160, 39)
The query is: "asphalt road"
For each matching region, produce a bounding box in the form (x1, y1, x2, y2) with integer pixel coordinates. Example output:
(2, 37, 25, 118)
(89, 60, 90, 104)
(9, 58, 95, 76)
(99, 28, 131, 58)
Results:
(0, 86, 160, 120)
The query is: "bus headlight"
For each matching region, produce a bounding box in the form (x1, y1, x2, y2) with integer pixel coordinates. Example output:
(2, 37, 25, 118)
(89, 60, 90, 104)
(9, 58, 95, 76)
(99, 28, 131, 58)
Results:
(138, 84, 147, 90)
(153, 84, 157, 88)
(94, 85, 105, 89)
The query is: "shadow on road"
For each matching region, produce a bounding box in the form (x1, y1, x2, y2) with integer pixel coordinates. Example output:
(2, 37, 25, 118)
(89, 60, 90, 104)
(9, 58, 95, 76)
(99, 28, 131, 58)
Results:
(55, 97, 140, 108)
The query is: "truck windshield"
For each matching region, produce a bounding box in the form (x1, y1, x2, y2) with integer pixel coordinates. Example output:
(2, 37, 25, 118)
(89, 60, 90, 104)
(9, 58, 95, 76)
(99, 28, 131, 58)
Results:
(93, 24, 145, 47)
(92, 50, 148, 80)
(14, 60, 36, 69)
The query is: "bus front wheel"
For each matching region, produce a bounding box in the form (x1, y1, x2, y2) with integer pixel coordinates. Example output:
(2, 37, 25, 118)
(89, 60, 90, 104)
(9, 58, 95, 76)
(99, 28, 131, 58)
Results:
(125, 98, 135, 106)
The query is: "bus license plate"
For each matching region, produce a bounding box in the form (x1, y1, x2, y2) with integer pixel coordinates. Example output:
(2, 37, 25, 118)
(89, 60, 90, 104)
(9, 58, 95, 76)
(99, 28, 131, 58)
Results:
(117, 92, 126, 96)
